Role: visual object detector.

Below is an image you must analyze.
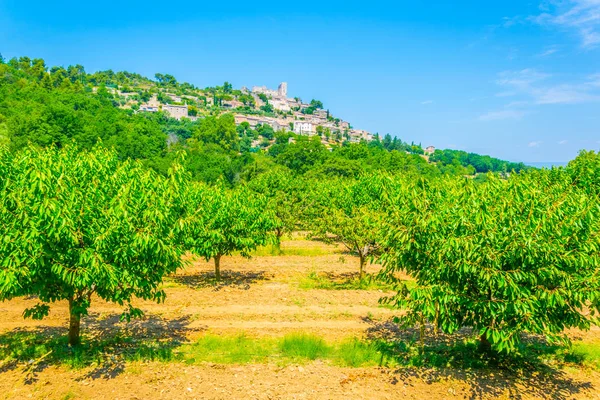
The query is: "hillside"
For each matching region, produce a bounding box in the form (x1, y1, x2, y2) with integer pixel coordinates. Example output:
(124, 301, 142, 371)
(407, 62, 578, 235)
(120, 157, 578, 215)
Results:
(0, 55, 528, 184)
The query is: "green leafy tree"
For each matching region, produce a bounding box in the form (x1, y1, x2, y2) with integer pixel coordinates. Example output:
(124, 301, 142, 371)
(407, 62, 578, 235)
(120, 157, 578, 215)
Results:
(567, 150, 600, 195)
(311, 176, 383, 277)
(238, 94, 256, 107)
(181, 183, 276, 280)
(260, 103, 274, 113)
(310, 99, 324, 109)
(0, 145, 185, 345)
(274, 136, 327, 174)
(248, 171, 307, 247)
(194, 114, 239, 151)
(379, 171, 600, 353)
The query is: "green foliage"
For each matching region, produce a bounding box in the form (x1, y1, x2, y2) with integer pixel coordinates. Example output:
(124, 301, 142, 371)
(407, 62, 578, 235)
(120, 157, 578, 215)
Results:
(0, 145, 184, 345)
(309, 99, 324, 109)
(272, 136, 328, 174)
(193, 113, 239, 151)
(310, 175, 385, 276)
(257, 93, 268, 103)
(0, 75, 166, 159)
(378, 169, 600, 353)
(567, 150, 600, 195)
(180, 182, 277, 279)
(431, 148, 528, 173)
(248, 170, 308, 240)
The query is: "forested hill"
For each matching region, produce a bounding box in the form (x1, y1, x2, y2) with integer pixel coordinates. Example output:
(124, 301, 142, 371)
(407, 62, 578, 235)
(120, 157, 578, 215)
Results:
(0, 55, 528, 184)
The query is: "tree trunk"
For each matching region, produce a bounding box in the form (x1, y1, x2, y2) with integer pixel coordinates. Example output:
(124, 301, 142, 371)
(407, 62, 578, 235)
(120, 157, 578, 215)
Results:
(68, 298, 81, 346)
(479, 332, 492, 353)
(433, 300, 439, 336)
(359, 254, 366, 279)
(419, 314, 425, 347)
(214, 254, 222, 281)
(274, 231, 283, 255)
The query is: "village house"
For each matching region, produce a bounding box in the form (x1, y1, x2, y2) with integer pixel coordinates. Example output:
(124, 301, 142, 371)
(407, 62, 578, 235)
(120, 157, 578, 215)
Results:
(139, 104, 158, 112)
(271, 99, 291, 112)
(232, 81, 373, 142)
(235, 115, 250, 125)
(425, 146, 436, 155)
(294, 121, 315, 136)
(166, 94, 182, 103)
(222, 100, 243, 109)
(162, 104, 188, 120)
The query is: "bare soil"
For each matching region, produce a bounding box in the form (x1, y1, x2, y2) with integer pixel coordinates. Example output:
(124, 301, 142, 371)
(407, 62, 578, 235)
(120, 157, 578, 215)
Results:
(1, 239, 600, 399)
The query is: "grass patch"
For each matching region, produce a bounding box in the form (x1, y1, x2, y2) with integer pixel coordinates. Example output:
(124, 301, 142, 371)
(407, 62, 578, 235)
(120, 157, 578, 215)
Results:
(332, 339, 384, 367)
(279, 333, 329, 360)
(298, 270, 397, 291)
(183, 334, 275, 364)
(3, 328, 599, 374)
(0, 329, 176, 370)
(566, 342, 600, 370)
(252, 243, 332, 257)
(181, 333, 384, 367)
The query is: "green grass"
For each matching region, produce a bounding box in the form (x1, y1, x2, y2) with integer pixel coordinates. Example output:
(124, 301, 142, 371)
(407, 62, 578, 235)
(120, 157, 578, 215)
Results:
(182, 334, 275, 364)
(252, 243, 332, 257)
(568, 342, 600, 370)
(278, 333, 329, 360)
(3, 328, 600, 374)
(298, 270, 397, 291)
(0, 330, 176, 370)
(181, 333, 383, 367)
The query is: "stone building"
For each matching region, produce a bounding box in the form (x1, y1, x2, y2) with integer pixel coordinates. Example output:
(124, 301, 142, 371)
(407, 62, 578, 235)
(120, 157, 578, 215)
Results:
(139, 104, 158, 112)
(294, 121, 315, 136)
(271, 99, 291, 112)
(252, 82, 288, 100)
(162, 104, 188, 120)
(278, 82, 288, 97)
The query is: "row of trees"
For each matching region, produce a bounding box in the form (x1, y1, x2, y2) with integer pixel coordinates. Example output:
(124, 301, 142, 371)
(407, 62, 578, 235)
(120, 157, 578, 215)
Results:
(0, 146, 286, 345)
(3, 144, 598, 352)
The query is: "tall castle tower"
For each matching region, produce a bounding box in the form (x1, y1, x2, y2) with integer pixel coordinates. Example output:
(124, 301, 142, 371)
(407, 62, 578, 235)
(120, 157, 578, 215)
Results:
(277, 82, 288, 98)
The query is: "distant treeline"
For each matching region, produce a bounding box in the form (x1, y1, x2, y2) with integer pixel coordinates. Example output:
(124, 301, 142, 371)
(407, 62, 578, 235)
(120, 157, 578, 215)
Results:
(430, 149, 528, 174)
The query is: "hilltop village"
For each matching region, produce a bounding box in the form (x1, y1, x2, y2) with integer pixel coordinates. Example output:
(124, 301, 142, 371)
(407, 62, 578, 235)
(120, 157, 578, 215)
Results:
(108, 79, 375, 146)
(0, 56, 529, 178)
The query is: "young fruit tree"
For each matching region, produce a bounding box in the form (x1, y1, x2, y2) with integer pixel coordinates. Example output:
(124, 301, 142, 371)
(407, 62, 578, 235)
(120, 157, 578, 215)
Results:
(379, 170, 600, 353)
(181, 183, 277, 280)
(311, 176, 384, 278)
(0, 146, 185, 345)
(248, 170, 308, 249)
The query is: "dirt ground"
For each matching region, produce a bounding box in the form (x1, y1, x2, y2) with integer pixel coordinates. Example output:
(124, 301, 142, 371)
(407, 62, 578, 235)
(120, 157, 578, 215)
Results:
(1, 239, 600, 399)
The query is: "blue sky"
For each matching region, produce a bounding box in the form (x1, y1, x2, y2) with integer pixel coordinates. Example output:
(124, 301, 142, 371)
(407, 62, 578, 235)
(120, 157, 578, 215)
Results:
(1, 0, 599, 162)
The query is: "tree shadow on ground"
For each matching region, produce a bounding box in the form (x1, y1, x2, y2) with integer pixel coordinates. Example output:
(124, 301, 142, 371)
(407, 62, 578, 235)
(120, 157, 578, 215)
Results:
(301, 271, 395, 291)
(170, 270, 272, 291)
(0, 313, 204, 383)
(365, 320, 594, 400)
(323, 271, 360, 281)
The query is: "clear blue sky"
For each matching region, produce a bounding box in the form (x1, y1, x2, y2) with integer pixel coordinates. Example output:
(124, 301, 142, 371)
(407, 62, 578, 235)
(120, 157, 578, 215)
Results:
(1, 0, 599, 163)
